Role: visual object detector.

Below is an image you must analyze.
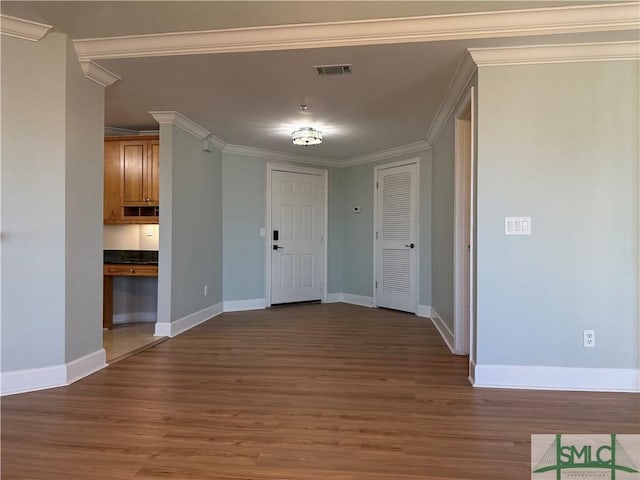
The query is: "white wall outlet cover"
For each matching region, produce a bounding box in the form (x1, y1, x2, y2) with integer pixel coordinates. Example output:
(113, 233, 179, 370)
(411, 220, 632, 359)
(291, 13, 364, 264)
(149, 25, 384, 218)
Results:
(583, 329, 595, 347)
(146, 226, 154, 236)
(505, 216, 531, 235)
(259, 227, 266, 237)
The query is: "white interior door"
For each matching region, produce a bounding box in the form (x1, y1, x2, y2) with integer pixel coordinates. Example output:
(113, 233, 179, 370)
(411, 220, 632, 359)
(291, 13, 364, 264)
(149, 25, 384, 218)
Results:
(271, 170, 324, 304)
(375, 162, 418, 313)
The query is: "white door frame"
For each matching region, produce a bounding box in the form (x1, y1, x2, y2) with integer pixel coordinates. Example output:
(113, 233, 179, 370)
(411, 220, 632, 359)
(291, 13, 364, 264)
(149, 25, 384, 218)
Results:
(453, 86, 475, 356)
(265, 163, 328, 307)
(372, 158, 420, 312)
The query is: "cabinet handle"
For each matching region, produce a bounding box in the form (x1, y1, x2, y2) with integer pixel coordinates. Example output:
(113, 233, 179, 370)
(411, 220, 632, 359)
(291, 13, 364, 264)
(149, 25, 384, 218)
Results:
(129, 268, 134, 273)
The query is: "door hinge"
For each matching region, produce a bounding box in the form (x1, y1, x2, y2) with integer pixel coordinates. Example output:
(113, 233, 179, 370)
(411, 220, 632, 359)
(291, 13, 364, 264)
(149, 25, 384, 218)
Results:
(376, 181, 379, 189)
(375, 231, 378, 239)
(375, 280, 378, 289)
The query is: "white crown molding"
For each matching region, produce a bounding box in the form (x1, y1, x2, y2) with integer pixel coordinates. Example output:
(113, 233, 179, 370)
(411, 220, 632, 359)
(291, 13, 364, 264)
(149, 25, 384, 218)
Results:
(203, 132, 227, 152)
(105, 126, 139, 136)
(79, 60, 122, 87)
(426, 53, 477, 145)
(105, 127, 160, 136)
(223, 143, 340, 167)
(73, 3, 640, 61)
(469, 40, 640, 66)
(0, 14, 51, 42)
(341, 141, 431, 168)
(149, 110, 210, 140)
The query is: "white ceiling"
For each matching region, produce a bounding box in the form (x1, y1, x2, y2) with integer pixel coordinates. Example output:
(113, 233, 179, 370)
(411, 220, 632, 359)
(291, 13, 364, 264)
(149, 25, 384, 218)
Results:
(2, 1, 636, 163)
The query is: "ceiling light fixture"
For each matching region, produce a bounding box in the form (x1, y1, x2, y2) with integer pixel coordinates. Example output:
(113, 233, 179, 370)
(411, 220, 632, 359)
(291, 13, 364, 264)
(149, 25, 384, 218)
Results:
(292, 127, 322, 146)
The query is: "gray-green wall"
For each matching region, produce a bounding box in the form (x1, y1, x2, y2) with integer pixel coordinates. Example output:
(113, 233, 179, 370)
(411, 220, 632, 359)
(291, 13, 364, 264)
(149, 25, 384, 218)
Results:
(221, 153, 341, 302)
(339, 150, 433, 306)
(1, 33, 104, 372)
(221, 150, 432, 307)
(476, 60, 639, 369)
(158, 124, 223, 322)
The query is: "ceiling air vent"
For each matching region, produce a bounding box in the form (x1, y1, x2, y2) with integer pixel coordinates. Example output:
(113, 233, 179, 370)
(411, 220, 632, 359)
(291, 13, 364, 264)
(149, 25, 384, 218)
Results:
(315, 64, 352, 75)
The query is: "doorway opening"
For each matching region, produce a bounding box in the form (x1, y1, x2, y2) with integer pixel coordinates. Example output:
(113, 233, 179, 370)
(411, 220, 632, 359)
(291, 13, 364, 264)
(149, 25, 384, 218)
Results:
(453, 86, 475, 360)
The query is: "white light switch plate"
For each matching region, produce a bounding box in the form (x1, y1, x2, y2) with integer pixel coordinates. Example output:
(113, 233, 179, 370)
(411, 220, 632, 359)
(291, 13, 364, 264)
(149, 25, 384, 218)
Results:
(259, 228, 266, 237)
(505, 217, 531, 235)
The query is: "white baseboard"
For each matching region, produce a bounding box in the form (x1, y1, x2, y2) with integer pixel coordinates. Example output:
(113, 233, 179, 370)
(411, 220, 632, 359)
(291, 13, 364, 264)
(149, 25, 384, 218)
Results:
(1, 348, 107, 396)
(416, 304, 432, 318)
(325, 292, 343, 303)
(223, 298, 266, 312)
(113, 312, 157, 324)
(66, 349, 107, 384)
(430, 307, 455, 354)
(473, 364, 640, 392)
(154, 302, 223, 337)
(341, 293, 374, 307)
(468, 359, 476, 386)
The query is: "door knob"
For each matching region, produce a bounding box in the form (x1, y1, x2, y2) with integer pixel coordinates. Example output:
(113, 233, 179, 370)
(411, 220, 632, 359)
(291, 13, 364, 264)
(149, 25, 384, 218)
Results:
(273, 245, 285, 250)
(404, 243, 415, 248)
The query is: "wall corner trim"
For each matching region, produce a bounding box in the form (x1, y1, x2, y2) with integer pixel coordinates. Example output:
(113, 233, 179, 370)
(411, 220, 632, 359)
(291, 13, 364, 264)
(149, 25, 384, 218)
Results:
(1, 348, 107, 397)
(66, 349, 108, 384)
(149, 111, 218, 143)
(79, 60, 122, 87)
(341, 141, 431, 167)
(426, 52, 477, 145)
(473, 364, 640, 392)
(0, 14, 52, 42)
(154, 302, 223, 338)
(430, 307, 455, 354)
(416, 304, 432, 318)
(223, 298, 266, 312)
(468, 40, 640, 67)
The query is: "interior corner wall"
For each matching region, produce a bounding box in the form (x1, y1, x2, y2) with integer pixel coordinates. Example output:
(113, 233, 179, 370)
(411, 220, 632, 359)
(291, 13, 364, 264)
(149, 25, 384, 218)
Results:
(340, 150, 432, 306)
(221, 153, 337, 304)
(431, 75, 478, 335)
(1, 33, 68, 372)
(327, 167, 344, 294)
(476, 60, 639, 370)
(64, 36, 105, 362)
(1, 32, 105, 373)
(431, 117, 456, 330)
(160, 124, 223, 322)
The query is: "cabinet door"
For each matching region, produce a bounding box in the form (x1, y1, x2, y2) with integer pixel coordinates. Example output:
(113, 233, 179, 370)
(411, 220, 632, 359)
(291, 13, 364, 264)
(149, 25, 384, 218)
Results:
(104, 141, 122, 223)
(147, 139, 160, 204)
(121, 140, 147, 205)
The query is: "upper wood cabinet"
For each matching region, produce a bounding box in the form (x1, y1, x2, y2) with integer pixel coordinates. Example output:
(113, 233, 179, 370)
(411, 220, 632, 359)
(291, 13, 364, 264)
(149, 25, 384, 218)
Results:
(104, 136, 159, 224)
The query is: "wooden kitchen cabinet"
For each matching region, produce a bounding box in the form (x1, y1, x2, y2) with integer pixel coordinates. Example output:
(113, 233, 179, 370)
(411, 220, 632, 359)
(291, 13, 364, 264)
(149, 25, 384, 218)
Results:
(104, 135, 159, 224)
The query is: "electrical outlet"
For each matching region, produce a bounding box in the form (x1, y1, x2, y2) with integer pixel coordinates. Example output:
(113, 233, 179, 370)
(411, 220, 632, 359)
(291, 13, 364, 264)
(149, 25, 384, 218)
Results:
(203, 285, 208, 296)
(583, 330, 595, 348)
(259, 228, 266, 237)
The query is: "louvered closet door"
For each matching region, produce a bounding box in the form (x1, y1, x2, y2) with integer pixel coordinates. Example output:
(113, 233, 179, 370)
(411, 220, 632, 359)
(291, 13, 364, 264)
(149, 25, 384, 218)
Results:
(375, 163, 418, 313)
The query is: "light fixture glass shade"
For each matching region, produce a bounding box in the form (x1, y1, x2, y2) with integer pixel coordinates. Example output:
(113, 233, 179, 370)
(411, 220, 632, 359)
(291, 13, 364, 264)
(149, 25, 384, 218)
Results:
(292, 127, 323, 146)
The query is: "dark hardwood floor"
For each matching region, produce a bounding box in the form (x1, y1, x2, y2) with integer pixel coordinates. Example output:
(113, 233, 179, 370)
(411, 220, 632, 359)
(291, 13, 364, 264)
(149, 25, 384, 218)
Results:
(2, 303, 638, 479)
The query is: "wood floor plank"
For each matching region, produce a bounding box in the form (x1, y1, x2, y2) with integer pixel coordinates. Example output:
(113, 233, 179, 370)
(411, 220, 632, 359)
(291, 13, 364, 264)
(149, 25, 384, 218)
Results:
(1, 303, 638, 479)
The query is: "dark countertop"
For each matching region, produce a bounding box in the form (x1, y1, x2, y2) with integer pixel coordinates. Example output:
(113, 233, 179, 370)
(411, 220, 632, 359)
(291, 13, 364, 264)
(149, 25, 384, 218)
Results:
(104, 250, 158, 265)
